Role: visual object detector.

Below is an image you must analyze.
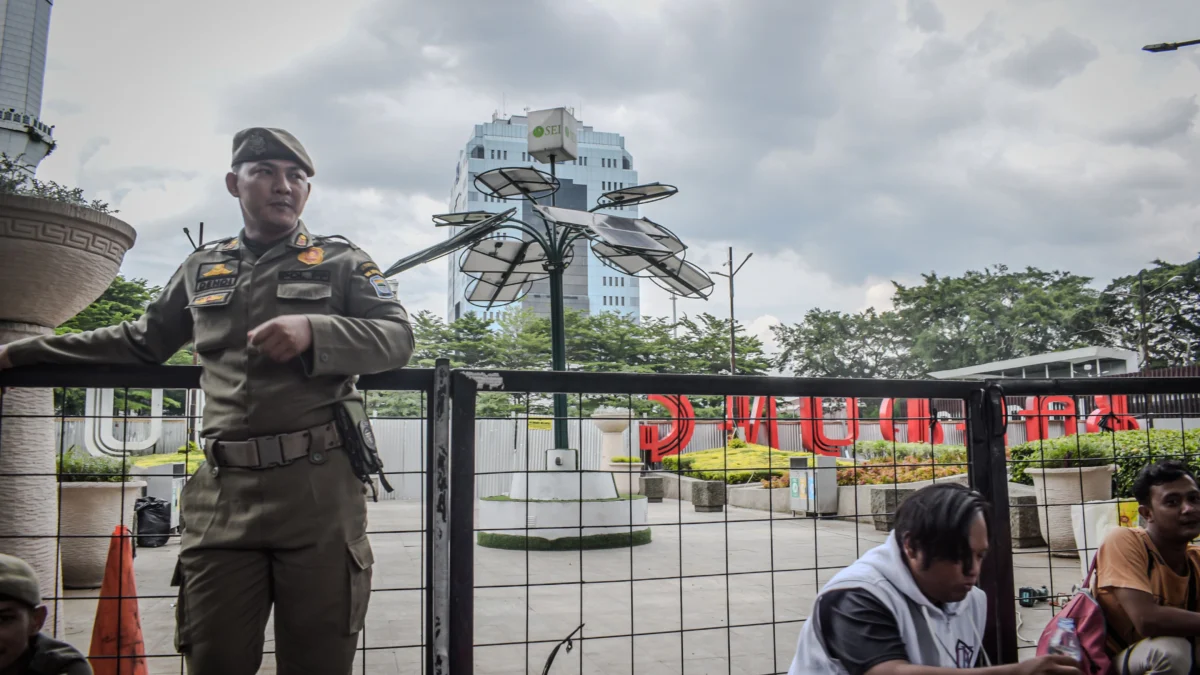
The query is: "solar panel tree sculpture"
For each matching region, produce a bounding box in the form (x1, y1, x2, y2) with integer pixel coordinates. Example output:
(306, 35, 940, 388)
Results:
(383, 108, 714, 548)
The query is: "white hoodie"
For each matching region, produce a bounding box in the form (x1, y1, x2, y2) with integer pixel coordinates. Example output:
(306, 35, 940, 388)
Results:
(787, 532, 988, 674)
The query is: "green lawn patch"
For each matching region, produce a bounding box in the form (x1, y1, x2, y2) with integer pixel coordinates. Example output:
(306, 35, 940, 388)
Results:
(477, 529, 652, 550)
(661, 443, 853, 484)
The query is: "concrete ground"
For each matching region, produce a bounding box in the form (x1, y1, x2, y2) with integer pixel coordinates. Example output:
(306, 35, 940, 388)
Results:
(56, 500, 1076, 675)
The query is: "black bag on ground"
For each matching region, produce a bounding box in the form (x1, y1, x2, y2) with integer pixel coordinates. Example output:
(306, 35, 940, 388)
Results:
(134, 496, 171, 547)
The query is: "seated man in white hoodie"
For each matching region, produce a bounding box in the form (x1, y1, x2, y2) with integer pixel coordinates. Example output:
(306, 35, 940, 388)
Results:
(788, 483, 1081, 675)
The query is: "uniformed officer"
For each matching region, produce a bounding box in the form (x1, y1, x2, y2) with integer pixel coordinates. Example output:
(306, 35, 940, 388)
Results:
(0, 128, 415, 675)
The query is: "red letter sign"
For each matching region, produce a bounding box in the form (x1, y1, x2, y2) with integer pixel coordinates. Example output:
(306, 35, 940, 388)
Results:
(1018, 396, 1078, 442)
(799, 397, 860, 456)
(1086, 395, 1139, 433)
(880, 398, 944, 445)
(720, 396, 780, 448)
(640, 394, 697, 462)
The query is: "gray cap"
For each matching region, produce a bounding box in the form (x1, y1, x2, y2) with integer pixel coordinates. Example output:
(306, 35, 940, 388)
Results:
(0, 553, 40, 608)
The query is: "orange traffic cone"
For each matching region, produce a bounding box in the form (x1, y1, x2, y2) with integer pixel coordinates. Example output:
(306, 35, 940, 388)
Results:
(88, 526, 148, 675)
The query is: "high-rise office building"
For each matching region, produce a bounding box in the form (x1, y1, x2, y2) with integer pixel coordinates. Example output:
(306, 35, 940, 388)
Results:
(0, 0, 55, 172)
(446, 112, 641, 324)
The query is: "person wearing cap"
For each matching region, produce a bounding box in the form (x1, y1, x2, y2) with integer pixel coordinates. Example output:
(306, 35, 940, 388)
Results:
(0, 554, 91, 674)
(0, 128, 415, 674)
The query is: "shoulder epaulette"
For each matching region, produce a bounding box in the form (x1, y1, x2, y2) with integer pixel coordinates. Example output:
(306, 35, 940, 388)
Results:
(194, 236, 235, 253)
(314, 234, 360, 250)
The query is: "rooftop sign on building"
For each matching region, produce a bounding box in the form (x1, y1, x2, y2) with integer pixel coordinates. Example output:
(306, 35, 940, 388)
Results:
(526, 107, 578, 163)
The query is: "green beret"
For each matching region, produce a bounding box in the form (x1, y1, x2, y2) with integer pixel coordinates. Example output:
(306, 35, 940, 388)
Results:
(0, 553, 41, 608)
(231, 127, 315, 177)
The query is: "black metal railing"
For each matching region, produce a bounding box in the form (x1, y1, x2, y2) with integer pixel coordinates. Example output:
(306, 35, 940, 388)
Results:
(3, 363, 1200, 674)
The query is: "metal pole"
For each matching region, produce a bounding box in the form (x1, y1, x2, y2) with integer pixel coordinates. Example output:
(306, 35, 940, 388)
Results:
(671, 293, 678, 339)
(727, 246, 736, 375)
(1138, 270, 1149, 371)
(547, 153, 569, 448)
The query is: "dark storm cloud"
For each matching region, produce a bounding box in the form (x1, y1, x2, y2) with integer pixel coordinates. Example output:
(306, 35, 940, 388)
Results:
(997, 27, 1099, 89)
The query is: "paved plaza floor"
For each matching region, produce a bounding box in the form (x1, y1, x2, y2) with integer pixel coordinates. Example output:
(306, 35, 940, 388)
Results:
(56, 499, 1077, 674)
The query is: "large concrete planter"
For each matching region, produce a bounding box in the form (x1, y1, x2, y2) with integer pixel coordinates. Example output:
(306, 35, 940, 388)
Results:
(58, 481, 147, 589)
(0, 194, 136, 621)
(605, 461, 643, 495)
(1026, 465, 1115, 558)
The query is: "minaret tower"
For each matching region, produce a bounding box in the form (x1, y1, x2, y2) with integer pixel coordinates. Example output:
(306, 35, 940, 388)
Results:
(0, 0, 55, 172)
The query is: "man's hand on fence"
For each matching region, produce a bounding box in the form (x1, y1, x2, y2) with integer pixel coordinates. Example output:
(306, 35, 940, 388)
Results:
(0, 344, 10, 370)
(247, 316, 313, 364)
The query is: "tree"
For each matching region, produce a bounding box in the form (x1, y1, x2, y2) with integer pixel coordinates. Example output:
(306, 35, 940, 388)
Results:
(893, 265, 1100, 373)
(1086, 256, 1200, 369)
(54, 275, 190, 416)
(772, 308, 921, 379)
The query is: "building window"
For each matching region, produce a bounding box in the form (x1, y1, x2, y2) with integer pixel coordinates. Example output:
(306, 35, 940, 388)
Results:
(471, 146, 484, 159)
(623, 157, 631, 170)
(503, 150, 508, 160)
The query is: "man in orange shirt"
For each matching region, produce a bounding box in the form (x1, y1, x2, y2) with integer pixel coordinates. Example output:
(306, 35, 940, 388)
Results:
(1095, 460, 1200, 674)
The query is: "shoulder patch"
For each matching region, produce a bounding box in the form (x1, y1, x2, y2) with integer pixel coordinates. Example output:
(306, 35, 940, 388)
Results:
(368, 274, 394, 299)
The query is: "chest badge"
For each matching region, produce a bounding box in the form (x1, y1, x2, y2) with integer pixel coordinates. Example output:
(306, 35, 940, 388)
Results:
(298, 247, 325, 265)
(201, 263, 235, 277)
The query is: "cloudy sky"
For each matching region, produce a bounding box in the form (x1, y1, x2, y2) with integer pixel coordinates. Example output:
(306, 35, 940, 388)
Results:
(35, 0, 1200, 347)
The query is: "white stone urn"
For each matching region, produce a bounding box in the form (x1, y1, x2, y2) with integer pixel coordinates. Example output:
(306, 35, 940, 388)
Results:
(1026, 465, 1116, 558)
(58, 480, 147, 588)
(605, 459, 645, 496)
(0, 194, 136, 622)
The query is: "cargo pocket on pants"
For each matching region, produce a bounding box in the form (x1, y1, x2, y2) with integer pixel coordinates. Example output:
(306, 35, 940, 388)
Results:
(347, 534, 374, 634)
(172, 559, 190, 653)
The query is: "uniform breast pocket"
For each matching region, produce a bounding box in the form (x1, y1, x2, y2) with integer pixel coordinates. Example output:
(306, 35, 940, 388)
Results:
(276, 281, 335, 315)
(188, 291, 239, 353)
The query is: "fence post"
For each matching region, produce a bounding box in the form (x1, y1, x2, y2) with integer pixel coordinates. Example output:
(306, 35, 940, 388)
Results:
(427, 359, 452, 675)
(968, 384, 1018, 664)
(447, 370, 478, 675)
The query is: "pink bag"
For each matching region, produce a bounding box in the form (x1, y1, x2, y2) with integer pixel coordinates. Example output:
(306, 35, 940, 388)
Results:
(1036, 557, 1113, 675)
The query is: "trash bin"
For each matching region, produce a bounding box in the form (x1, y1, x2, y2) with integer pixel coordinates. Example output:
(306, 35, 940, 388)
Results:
(134, 497, 171, 548)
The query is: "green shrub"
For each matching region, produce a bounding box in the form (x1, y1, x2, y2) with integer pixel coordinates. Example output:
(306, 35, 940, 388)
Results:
(1009, 429, 1200, 498)
(848, 440, 969, 462)
(57, 450, 130, 483)
(662, 444, 852, 484)
(728, 436, 748, 449)
(610, 456, 642, 463)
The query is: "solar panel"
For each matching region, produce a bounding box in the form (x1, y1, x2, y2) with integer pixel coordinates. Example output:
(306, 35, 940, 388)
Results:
(474, 167, 559, 200)
(432, 211, 496, 226)
(459, 237, 554, 280)
(595, 182, 678, 209)
(383, 208, 514, 276)
(533, 206, 673, 253)
(593, 244, 715, 299)
(466, 274, 535, 308)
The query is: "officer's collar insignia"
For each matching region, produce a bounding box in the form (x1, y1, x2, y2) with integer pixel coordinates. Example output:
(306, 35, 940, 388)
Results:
(298, 247, 325, 265)
(293, 232, 309, 248)
(219, 238, 240, 251)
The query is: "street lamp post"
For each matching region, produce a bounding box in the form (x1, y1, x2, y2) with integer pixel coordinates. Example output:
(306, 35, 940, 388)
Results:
(1143, 39, 1200, 53)
(710, 247, 752, 375)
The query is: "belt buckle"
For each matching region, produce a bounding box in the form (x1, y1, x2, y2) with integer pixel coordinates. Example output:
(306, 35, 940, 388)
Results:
(255, 435, 290, 469)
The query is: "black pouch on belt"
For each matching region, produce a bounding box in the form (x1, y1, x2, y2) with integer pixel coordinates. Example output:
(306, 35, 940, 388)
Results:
(333, 399, 393, 502)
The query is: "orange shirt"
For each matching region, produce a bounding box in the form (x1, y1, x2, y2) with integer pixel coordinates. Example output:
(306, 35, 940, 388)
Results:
(1094, 527, 1200, 652)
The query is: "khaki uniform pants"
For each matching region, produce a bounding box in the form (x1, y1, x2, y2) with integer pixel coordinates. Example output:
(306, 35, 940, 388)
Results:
(1117, 636, 1199, 675)
(173, 448, 373, 675)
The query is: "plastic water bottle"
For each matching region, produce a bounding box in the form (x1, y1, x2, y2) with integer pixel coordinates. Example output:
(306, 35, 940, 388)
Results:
(1047, 617, 1083, 662)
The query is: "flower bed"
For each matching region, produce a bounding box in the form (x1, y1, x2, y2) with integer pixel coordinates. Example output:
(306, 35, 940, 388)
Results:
(836, 442, 969, 486)
(660, 440, 822, 484)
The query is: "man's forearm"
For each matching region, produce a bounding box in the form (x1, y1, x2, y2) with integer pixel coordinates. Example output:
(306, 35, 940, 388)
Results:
(1138, 604, 1200, 638)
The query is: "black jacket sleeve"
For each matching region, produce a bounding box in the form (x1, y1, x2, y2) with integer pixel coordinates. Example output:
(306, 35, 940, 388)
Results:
(818, 589, 910, 675)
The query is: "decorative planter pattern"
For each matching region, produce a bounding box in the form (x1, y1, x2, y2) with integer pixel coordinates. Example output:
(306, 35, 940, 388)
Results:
(59, 481, 146, 589)
(1026, 465, 1115, 558)
(0, 194, 137, 627)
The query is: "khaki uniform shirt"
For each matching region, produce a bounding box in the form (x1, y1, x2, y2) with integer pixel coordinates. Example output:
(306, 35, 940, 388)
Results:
(6, 222, 414, 441)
